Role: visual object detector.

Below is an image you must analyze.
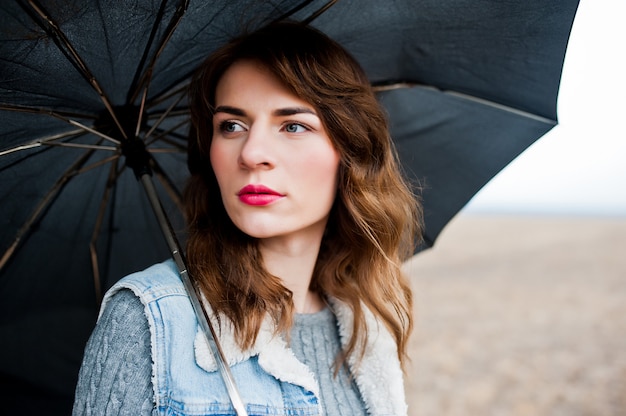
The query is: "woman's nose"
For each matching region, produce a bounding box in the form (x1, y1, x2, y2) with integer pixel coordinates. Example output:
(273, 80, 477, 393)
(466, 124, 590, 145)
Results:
(238, 125, 275, 169)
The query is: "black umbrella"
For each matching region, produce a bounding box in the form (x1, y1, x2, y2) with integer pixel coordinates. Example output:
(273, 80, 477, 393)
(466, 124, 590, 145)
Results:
(0, 0, 579, 413)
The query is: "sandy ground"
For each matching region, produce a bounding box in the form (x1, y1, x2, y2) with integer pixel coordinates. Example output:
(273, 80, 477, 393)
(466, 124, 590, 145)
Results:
(402, 214, 626, 416)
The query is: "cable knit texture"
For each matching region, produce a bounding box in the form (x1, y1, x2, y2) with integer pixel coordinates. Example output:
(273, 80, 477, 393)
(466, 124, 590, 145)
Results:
(73, 290, 156, 415)
(290, 308, 367, 416)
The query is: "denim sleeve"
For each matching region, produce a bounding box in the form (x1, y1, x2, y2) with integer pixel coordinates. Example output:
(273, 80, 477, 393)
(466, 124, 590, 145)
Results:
(72, 289, 155, 415)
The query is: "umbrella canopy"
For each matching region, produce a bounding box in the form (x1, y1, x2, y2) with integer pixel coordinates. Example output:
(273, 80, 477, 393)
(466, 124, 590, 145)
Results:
(0, 0, 579, 413)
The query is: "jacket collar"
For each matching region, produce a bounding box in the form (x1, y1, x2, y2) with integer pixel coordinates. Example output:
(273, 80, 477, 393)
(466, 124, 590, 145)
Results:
(193, 298, 407, 416)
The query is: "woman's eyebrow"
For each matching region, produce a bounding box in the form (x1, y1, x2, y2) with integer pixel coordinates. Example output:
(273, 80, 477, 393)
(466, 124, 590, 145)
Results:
(273, 107, 317, 117)
(213, 105, 317, 117)
(213, 105, 246, 116)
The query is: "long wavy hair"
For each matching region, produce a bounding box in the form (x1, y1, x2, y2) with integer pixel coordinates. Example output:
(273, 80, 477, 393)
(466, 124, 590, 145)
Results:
(185, 22, 423, 367)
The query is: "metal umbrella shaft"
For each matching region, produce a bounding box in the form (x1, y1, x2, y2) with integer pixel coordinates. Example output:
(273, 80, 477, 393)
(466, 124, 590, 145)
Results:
(139, 172, 248, 416)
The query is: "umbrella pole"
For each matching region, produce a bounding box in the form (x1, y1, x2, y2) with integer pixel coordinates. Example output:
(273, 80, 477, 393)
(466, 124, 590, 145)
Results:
(139, 173, 249, 416)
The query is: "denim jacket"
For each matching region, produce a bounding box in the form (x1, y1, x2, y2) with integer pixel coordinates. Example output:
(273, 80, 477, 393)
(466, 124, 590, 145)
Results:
(101, 260, 408, 416)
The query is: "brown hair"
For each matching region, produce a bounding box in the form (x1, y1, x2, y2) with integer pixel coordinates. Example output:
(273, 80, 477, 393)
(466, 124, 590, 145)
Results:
(185, 22, 423, 367)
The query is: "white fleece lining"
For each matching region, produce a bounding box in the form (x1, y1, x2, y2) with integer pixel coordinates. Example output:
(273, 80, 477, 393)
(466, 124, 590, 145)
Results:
(331, 300, 408, 416)
(193, 296, 321, 400)
(193, 297, 408, 416)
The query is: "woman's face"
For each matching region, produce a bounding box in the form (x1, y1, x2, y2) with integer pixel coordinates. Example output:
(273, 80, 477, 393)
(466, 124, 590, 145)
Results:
(210, 60, 340, 246)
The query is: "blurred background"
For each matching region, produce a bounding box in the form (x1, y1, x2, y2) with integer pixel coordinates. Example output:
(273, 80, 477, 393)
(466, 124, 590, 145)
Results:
(404, 0, 626, 414)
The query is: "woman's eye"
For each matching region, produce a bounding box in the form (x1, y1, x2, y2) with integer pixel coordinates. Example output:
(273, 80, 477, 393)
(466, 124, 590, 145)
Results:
(219, 121, 244, 133)
(284, 123, 308, 133)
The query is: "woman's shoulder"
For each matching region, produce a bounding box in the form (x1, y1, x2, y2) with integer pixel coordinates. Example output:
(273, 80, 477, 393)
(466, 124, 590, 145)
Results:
(102, 259, 186, 309)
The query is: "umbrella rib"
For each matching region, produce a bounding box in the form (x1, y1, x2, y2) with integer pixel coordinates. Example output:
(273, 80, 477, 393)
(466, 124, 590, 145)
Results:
(147, 134, 187, 151)
(151, 160, 183, 213)
(126, 0, 171, 105)
(147, 83, 188, 108)
(129, 0, 190, 105)
(0, 102, 95, 120)
(271, 0, 317, 22)
(0, 147, 97, 272)
(21, 0, 128, 139)
(148, 108, 189, 118)
(300, 0, 339, 24)
(0, 102, 121, 145)
(445, 91, 557, 125)
(372, 82, 557, 124)
(89, 158, 120, 303)
(0, 128, 85, 157)
(147, 148, 185, 154)
(145, 119, 190, 148)
(372, 82, 418, 92)
(135, 85, 150, 138)
(68, 120, 122, 145)
(44, 142, 118, 151)
(75, 154, 121, 177)
(143, 92, 186, 143)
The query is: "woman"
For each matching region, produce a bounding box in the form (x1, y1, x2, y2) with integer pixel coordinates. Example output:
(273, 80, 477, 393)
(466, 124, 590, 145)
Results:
(74, 21, 422, 415)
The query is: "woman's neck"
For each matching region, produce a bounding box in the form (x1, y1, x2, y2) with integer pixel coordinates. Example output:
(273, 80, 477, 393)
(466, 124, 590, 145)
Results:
(259, 234, 325, 314)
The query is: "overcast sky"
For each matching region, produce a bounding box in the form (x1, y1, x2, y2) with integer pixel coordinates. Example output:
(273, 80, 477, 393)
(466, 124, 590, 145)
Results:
(465, 0, 626, 216)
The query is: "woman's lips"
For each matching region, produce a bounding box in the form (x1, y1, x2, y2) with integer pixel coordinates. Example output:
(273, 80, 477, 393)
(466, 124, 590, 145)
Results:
(237, 184, 284, 206)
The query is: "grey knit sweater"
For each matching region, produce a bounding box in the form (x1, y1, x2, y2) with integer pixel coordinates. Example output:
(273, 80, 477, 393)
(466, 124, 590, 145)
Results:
(73, 289, 367, 415)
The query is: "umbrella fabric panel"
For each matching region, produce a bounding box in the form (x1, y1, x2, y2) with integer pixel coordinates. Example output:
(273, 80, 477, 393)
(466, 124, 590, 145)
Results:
(0, 134, 104, 246)
(315, 0, 578, 120)
(380, 86, 555, 245)
(0, 110, 92, 157)
(0, 0, 315, 114)
(1, 305, 96, 406)
(0, 165, 178, 400)
(1, 1, 107, 112)
(0, 158, 174, 302)
(2, 0, 579, 120)
(0, 149, 183, 307)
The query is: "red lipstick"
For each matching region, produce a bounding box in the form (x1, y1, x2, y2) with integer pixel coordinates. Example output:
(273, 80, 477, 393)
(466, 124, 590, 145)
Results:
(237, 184, 284, 206)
